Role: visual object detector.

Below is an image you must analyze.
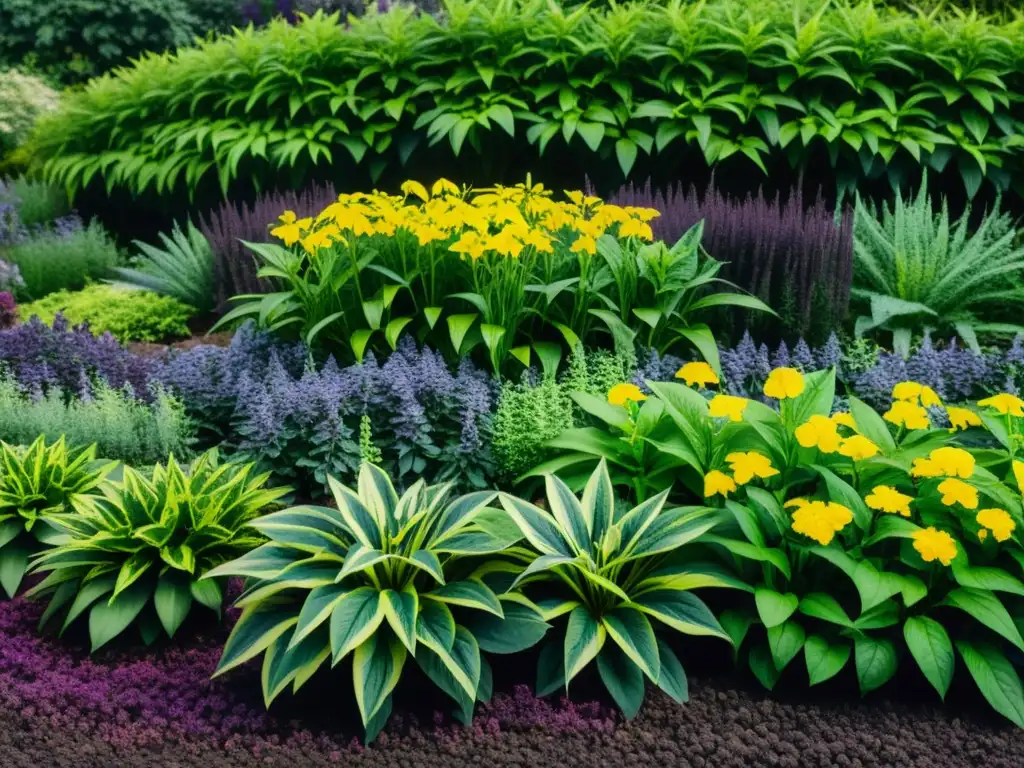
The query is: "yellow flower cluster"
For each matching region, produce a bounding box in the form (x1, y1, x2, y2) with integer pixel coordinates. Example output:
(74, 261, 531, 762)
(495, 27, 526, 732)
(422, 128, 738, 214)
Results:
(979, 393, 1024, 417)
(676, 362, 719, 389)
(786, 498, 853, 545)
(976, 508, 1016, 542)
(794, 413, 876, 459)
(708, 394, 748, 422)
(607, 383, 647, 408)
(270, 179, 660, 257)
(912, 527, 958, 566)
(911, 446, 975, 479)
(763, 367, 805, 400)
(703, 453, 779, 498)
(865, 485, 913, 517)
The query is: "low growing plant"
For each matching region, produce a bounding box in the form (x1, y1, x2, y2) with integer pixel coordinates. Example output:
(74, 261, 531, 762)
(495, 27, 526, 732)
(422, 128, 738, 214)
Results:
(3, 219, 118, 299)
(28, 449, 289, 650)
(0, 435, 115, 597)
(207, 462, 545, 741)
(115, 221, 215, 313)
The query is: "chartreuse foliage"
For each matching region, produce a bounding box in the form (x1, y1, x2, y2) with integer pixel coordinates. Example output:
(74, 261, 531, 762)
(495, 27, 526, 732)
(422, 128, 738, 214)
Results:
(0, 436, 114, 598)
(214, 180, 767, 370)
(33, 1, 1024, 202)
(27, 450, 288, 650)
(206, 462, 546, 742)
(498, 459, 733, 718)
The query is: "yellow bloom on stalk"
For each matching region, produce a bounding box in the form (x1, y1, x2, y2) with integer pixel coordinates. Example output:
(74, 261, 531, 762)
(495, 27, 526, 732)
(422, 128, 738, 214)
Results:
(704, 470, 737, 499)
(607, 383, 647, 407)
(883, 400, 930, 430)
(892, 381, 942, 407)
(979, 393, 1024, 417)
(937, 478, 979, 510)
(1013, 460, 1024, 493)
(831, 412, 857, 431)
(763, 367, 805, 400)
(571, 235, 597, 255)
(709, 394, 748, 422)
(788, 499, 853, 546)
(676, 362, 719, 388)
(726, 452, 779, 485)
(865, 485, 913, 517)
(976, 508, 1016, 542)
(270, 210, 311, 246)
(522, 229, 554, 254)
(624, 206, 662, 222)
(912, 527, 957, 566)
(794, 415, 842, 454)
(837, 435, 880, 461)
(300, 224, 342, 254)
(619, 218, 654, 241)
(431, 178, 460, 197)
(450, 231, 486, 261)
(947, 406, 982, 431)
(401, 180, 430, 202)
(412, 223, 448, 246)
(911, 447, 975, 479)
(484, 227, 523, 257)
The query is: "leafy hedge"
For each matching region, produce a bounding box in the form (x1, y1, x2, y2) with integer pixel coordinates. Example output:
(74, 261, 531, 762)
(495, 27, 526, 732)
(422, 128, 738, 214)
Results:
(32, 0, 1024, 205)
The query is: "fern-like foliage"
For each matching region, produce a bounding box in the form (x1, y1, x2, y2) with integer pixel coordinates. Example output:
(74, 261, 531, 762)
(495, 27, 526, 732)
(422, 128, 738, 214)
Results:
(114, 221, 214, 313)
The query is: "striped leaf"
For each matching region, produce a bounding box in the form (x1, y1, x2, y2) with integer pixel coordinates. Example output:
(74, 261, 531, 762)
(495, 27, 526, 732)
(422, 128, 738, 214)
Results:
(564, 606, 606, 686)
(329, 586, 385, 663)
(424, 579, 503, 617)
(216, 604, 300, 676)
(416, 599, 457, 652)
(328, 476, 383, 549)
(497, 493, 574, 557)
(632, 589, 730, 640)
(582, 459, 615, 544)
(417, 624, 480, 702)
(289, 583, 352, 648)
(602, 606, 660, 682)
(381, 585, 419, 653)
(352, 632, 407, 727)
(357, 463, 399, 534)
(544, 473, 590, 552)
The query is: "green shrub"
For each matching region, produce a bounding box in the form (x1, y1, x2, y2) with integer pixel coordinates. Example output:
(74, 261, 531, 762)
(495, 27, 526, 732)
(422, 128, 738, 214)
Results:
(0, 378, 193, 466)
(31, 1, 1024, 204)
(852, 179, 1024, 356)
(28, 449, 288, 650)
(114, 222, 215, 313)
(493, 375, 576, 480)
(0, 0, 203, 84)
(0, 435, 115, 597)
(20, 284, 195, 343)
(1, 177, 69, 227)
(0, 70, 60, 159)
(3, 221, 120, 298)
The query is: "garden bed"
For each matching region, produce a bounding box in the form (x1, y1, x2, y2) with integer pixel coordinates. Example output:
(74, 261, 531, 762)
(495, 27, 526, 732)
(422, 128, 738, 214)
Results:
(0, 593, 1019, 768)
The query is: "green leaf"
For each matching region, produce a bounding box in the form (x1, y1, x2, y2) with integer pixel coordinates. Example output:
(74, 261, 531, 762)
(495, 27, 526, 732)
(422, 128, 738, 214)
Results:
(190, 579, 223, 614)
(854, 635, 898, 695)
(655, 638, 688, 703)
(749, 642, 781, 690)
(330, 587, 385, 663)
(352, 632, 406, 727)
(632, 589, 729, 640)
(464, 600, 549, 655)
(381, 585, 418, 654)
(952, 564, 1024, 597)
(564, 606, 606, 686)
(602, 606, 660, 682)
(89, 580, 152, 651)
(154, 572, 192, 639)
(804, 635, 851, 686)
(426, 580, 503, 617)
(350, 329, 374, 362)
(0, 543, 30, 598)
(597, 642, 646, 719)
(423, 306, 443, 329)
(497, 493, 574, 557)
(847, 396, 896, 453)
(767, 619, 805, 671)
(957, 640, 1024, 728)
(943, 587, 1024, 650)
(446, 313, 477, 355)
(615, 139, 638, 177)
(851, 560, 902, 613)
(904, 616, 954, 700)
(798, 593, 854, 627)
(754, 588, 799, 628)
(385, 317, 413, 350)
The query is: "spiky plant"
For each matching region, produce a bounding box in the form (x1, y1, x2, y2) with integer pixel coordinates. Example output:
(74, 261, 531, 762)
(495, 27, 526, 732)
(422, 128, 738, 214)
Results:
(114, 221, 214, 312)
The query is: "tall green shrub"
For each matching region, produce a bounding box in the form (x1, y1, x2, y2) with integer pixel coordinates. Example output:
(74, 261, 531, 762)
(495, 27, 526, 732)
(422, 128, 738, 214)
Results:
(3, 221, 119, 298)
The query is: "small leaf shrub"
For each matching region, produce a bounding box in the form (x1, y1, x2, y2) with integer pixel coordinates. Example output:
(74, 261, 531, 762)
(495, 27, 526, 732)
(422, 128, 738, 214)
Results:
(29, 449, 288, 650)
(208, 461, 539, 740)
(115, 222, 215, 313)
(0, 436, 114, 597)
(0, 177, 69, 228)
(20, 285, 195, 343)
(609, 179, 853, 343)
(0, 71, 60, 160)
(853, 179, 1024, 355)
(3, 220, 120, 299)
(0, 378, 192, 466)
(31, 1, 1024, 203)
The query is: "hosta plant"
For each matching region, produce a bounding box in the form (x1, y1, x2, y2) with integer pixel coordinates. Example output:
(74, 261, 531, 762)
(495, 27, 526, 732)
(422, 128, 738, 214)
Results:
(498, 459, 733, 718)
(27, 450, 288, 650)
(0, 436, 114, 597)
(206, 463, 546, 741)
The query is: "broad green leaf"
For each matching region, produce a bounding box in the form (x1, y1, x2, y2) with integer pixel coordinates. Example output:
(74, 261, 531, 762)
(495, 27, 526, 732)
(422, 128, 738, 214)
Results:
(89, 580, 152, 651)
(597, 642, 645, 719)
(943, 588, 1024, 650)
(957, 640, 1024, 728)
(154, 571, 192, 638)
(216, 604, 299, 675)
(755, 588, 799, 628)
(804, 634, 851, 686)
(632, 589, 729, 640)
(464, 600, 549, 654)
(602, 606, 660, 682)
(904, 616, 954, 700)
(952, 564, 1024, 597)
(564, 606, 606, 686)
(854, 635, 898, 695)
(497, 493, 574, 557)
(425, 580, 503, 617)
(381, 585, 418, 653)
(655, 638, 688, 703)
(798, 593, 854, 627)
(352, 632, 406, 727)
(749, 642, 781, 690)
(767, 619, 805, 670)
(330, 587, 385, 662)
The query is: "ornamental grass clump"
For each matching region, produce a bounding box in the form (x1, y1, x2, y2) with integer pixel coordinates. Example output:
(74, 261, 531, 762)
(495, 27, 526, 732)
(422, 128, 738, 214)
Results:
(0, 435, 115, 597)
(207, 462, 545, 741)
(28, 449, 288, 650)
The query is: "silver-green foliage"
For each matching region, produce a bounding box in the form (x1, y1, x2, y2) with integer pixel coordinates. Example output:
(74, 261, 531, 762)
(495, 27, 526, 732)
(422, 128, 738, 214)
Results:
(853, 180, 1024, 355)
(114, 221, 214, 312)
(498, 459, 734, 718)
(207, 463, 546, 741)
(28, 449, 287, 650)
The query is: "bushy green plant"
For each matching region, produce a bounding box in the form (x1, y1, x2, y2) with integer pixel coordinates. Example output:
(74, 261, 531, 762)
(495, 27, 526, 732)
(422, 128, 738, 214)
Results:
(0, 435, 115, 597)
(0, 378, 193, 466)
(0, 0, 203, 84)
(498, 459, 730, 718)
(114, 222, 215, 313)
(0, 70, 59, 157)
(20, 284, 195, 343)
(207, 462, 545, 741)
(28, 449, 288, 649)
(31, 1, 1024, 203)
(493, 375, 577, 480)
(4, 221, 120, 299)
(1, 177, 69, 227)
(853, 180, 1024, 356)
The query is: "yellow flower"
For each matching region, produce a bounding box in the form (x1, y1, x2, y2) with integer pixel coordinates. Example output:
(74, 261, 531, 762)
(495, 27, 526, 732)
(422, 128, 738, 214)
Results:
(892, 381, 942, 407)
(976, 508, 1016, 542)
(883, 400, 930, 430)
(937, 478, 979, 510)
(607, 383, 647, 407)
(763, 367, 805, 400)
(947, 406, 982, 431)
(431, 178, 460, 197)
(912, 527, 957, 566)
(1014, 460, 1024, 493)
(979, 393, 1024, 417)
(831, 412, 857, 431)
(484, 227, 523, 257)
(708, 394, 748, 422)
(704, 470, 737, 499)
(450, 231, 486, 260)
(794, 415, 842, 454)
(911, 447, 974, 479)
(676, 362, 719, 389)
(299, 224, 342, 254)
(269, 210, 311, 246)
(726, 452, 779, 485)
(522, 229, 554, 254)
(837, 435, 880, 461)
(920, 386, 942, 407)
(570, 234, 597, 255)
(401, 180, 430, 202)
(865, 485, 913, 517)
(979, 528, 989, 542)
(789, 500, 853, 546)
(619, 218, 654, 241)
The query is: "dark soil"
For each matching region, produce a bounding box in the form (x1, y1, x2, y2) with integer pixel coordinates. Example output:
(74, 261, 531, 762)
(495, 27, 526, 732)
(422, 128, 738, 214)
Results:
(126, 331, 234, 358)
(1, 672, 1020, 768)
